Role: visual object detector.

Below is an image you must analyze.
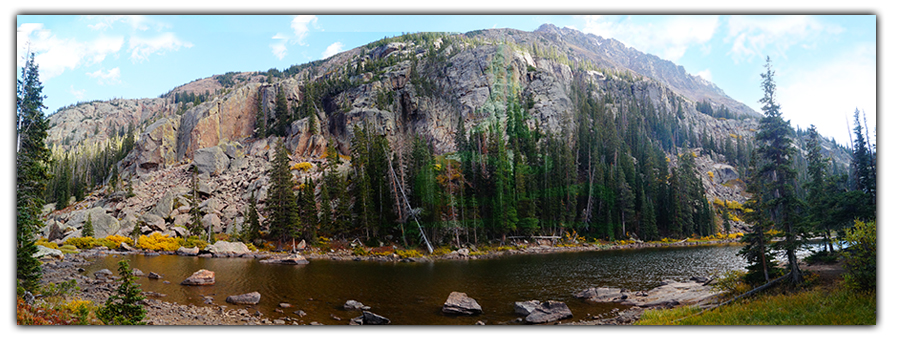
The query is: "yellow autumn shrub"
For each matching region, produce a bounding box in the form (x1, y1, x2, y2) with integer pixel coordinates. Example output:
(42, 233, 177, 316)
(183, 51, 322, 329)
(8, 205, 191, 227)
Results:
(66, 236, 101, 249)
(136, 232, 181, 251)
(36, 238, 58, 249)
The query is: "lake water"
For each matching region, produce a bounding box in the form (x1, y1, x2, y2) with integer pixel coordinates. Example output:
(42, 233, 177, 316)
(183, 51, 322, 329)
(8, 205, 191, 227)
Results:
(85, 244, 746, 325)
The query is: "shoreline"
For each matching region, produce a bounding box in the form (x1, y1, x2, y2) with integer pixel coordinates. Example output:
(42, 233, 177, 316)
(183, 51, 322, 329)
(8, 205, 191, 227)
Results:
(35, 238, 743, 325)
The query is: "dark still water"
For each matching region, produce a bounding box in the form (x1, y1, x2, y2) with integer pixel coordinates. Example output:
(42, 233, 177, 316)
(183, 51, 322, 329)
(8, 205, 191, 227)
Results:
(85, 244, 745, 325)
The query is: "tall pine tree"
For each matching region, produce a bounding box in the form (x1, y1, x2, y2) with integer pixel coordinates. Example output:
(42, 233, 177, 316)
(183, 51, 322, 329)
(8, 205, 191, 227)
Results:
(266, 141, 299, 249)
(751, 57, 803, 284)
(16, 53, 49, 292)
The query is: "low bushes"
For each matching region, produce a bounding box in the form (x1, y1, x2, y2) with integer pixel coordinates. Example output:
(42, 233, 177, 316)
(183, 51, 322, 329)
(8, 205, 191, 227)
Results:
(842, 220, 876, 292)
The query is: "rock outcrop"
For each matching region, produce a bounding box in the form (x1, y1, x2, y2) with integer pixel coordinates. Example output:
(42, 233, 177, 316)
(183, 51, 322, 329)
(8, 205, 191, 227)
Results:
(522, 300, 573, 324)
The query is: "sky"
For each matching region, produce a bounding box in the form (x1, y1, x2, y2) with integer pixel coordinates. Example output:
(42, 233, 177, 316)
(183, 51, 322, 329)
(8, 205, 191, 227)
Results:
(16, 14, 875, 146)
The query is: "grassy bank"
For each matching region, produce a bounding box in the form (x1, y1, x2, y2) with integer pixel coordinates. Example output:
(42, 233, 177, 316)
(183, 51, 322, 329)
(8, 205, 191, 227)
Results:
(636, 281, 875, 325)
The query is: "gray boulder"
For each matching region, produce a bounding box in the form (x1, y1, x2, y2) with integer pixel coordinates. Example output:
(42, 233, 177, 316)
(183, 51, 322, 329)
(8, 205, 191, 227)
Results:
(513, 300, 541, 316)
(140, 213, 167, 232)
(442, 292, 482, 315)
(33, 245, 64, 260)
(226, 291, 261, 305)
(204, 241, 251, 256)
(351, 311, 391, 325)
(176, 246, 200, 256)
(149, 191, 176, 219)
(524, 300, 573, 324)
(344, 300, 371, 311)
(574, 287, 628, 303)
(94, 269, 114, 279)
(193, 146, 230, 176)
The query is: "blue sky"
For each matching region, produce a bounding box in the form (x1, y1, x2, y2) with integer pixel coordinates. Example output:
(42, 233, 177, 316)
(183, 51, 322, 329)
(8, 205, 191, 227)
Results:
(16, 14, 875, 146)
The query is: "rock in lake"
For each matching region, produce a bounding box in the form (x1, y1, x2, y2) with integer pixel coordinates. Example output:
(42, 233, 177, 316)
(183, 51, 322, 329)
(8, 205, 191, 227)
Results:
(350, 311, 391, 325)
(344, 300, 371, 311)
(524, 300, 573, 324)
(148, 272, 162, 279)
(442, 292, 482, 315)
(204, 241, 251, 256)
(176, 246, 200, 256)
(33, 246, 64, 260)
(513, 300, 541, 316)
(573, 287, 628, 303)
(181, 269, 215, 285)
(93, 269, 113, 279)
(226, 292, 261, 305)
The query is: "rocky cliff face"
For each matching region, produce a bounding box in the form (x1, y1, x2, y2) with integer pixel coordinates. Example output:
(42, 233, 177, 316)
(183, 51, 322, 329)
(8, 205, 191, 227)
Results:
(43, 25, 798, 239)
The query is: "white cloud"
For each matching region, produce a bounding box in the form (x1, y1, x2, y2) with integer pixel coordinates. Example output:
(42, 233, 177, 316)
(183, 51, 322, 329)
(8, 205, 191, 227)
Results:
(291, 15, 318, 45)
(86, 15, 158, 32)
(271, 42, 288, 60)
(17, 23, 123, 79)
(779, 43, 875, 146)
(581, 15, 719, 62)
(321, 42, 344, 59)
(695, 69, 713, 82)
(725, 15, 844, 63)
(86, 67, 121, 85)
(68, 85, 85, 100)
(128, 32, 192, 62)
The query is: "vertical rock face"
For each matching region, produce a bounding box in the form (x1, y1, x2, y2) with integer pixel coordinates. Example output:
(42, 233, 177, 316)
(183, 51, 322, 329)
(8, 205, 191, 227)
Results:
(177, 84, 262, 161)
(133, 116, 181, 176)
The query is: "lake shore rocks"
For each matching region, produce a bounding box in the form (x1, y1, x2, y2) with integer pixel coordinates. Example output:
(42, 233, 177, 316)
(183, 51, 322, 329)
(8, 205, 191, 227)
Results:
(442, 292, 482, 315)
(181, 269, 215, 285)
(574, 280, 722, 309)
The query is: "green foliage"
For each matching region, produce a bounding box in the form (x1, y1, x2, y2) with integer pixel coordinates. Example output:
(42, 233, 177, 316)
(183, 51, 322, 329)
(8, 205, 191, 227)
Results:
(97, 259, 146, 325)
(636, 283, 875, 325)
(712, 270, 751, 298)
(842, 220, 876, 292)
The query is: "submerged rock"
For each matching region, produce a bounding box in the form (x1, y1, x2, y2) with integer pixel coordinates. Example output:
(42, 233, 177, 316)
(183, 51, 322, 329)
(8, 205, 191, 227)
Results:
(442, 292, 482, 315)
(573, 287, 628, 303)
(181, 269, 215, 285)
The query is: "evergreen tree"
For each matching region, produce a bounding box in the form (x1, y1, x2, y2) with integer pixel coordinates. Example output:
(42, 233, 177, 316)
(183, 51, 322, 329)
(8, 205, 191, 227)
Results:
(97, 259, 146, 325)
(273, 87, 291, 136)
(850, 108, 876, 213)
(243, 190, 262, 244)
(188, 166, 204, 237)
(803, 125, 831, 251)
(752, 57, 803, 284)
(16, 53, 49, 292)
(82, 214, 95, 237)
(266, 141, 299, 248)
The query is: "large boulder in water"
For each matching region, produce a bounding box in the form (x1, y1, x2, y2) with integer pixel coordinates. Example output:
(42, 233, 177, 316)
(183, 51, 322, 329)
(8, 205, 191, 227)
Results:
(573, 287, 628, 303)
(344, 300, 371, 311)
(226, 292, 261, 305)
(442, 292, 482, 315)
(181, 269, 215, 285)
(524, 300, 573, 324)
(514, 300, 541, 316)
(176, 246, 200, 256)
(350, 311, 391, 325)
(204, 241, 250, 256)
